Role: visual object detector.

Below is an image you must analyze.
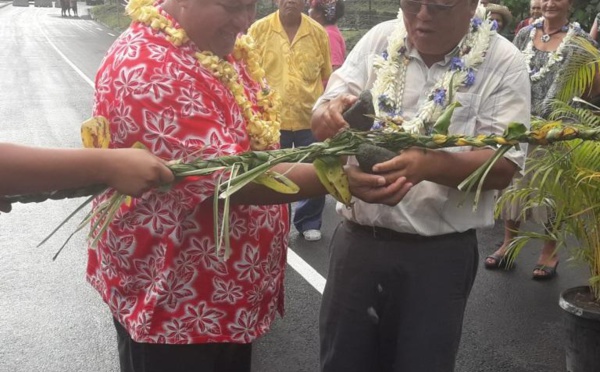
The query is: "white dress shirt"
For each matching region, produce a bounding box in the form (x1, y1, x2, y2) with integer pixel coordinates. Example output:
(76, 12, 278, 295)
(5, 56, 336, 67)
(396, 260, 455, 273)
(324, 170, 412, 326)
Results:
(316, 19, 531, 235)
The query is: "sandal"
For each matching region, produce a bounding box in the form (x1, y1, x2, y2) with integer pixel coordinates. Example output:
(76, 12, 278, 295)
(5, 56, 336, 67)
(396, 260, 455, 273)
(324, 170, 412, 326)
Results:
(484, 253, 514, 270)
(532, 261, 559, 280)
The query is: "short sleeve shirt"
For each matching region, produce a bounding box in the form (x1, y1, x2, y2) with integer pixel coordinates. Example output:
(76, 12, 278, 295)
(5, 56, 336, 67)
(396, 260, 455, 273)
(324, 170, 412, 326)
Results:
(87, 11, 290, 344)
(316, 19, 531, 235)
(325, 24, 346, 68)
(248, 12, 332, 131)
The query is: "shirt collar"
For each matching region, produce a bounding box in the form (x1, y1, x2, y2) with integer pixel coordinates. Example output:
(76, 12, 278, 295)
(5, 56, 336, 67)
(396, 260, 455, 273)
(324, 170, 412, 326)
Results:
(271, 11, 312, 43)
(405, 36, 463, 67)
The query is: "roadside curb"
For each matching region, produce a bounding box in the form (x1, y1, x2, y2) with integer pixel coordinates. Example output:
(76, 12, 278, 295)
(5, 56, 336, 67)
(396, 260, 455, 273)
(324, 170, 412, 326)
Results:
(0, 1, 12, 9)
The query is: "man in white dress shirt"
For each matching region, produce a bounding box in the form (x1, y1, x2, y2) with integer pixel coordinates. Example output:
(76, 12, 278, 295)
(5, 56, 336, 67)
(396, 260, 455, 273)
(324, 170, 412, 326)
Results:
(311, 0, 531, 371)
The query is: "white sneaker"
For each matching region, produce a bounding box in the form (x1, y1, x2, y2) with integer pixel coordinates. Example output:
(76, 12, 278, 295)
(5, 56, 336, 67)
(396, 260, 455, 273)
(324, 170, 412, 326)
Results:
(302, 229, 322, 241)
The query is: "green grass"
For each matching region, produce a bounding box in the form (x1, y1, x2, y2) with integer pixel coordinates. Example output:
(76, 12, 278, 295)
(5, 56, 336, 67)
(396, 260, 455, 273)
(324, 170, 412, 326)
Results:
(89, 4, 130, 32)
(339, 1, 400, 52)
(341, 29, 370, 53)
(344, 0, 400, 13)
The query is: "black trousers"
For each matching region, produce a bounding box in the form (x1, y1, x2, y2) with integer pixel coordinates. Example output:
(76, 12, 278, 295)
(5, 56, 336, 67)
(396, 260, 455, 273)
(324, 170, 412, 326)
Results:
(320, 221, 479, 372)
(114, 318, 252, 372)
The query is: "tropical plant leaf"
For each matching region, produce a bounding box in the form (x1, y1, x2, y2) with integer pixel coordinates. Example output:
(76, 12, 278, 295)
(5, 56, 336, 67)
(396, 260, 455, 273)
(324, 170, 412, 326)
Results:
(556, 36, 600, 102)
(253, 170, 299, 194)
(548, 100, 600, 127)
(313, 156, 352, 205)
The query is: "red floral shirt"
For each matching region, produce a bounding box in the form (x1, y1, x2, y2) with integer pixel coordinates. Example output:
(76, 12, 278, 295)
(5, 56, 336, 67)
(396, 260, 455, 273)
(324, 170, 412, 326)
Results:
(86, 15, 290, 344)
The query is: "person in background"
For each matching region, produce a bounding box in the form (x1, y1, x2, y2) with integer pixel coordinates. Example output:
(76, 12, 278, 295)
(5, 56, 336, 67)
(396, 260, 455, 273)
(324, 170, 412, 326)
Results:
(486, 3, 513, 34)
(0, 144, 173, 213)
(486, 0, 600, 280)
(514, 0, 542, 35)
(309, 0, 347, 71)
(311, 0, 530, 370)
(248, 0, 332, 242)
(589, 12, 600, 43)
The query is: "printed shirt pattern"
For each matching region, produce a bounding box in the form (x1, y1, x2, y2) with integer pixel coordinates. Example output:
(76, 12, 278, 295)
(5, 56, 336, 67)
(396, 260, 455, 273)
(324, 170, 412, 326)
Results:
(248, 12, 332, 131)
(513, 25, 594, 118)
(86, 14, 290, 344)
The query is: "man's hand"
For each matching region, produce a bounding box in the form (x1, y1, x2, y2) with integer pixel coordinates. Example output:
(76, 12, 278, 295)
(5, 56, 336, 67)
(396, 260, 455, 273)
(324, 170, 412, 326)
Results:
(311, 94, 358, 141)
(371, 148, 433, 186)
(102, 149, 175, 197)
(345, 164, 413, 206)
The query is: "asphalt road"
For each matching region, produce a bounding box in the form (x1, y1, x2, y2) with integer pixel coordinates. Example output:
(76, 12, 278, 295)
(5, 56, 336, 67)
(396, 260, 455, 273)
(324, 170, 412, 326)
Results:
(0, 3, 588, 372)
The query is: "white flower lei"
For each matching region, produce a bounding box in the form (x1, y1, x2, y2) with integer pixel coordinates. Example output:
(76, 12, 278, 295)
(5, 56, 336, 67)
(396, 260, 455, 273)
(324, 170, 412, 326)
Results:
(522, 18, 579, 82)
(370, 6, 495, 134)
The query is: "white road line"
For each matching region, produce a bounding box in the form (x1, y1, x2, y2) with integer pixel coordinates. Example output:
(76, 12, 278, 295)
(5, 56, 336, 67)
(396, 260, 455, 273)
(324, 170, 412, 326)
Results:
(287, 248, 326, 294)
(41, 31, 94, 88)
(108, 32, 115, 36)
(96, 27, 102, 31)
(74, 22, 87, 31)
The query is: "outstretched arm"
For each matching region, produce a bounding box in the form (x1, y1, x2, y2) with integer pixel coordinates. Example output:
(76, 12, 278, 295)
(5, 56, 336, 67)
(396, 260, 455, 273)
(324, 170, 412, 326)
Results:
(0, 144, 174, 198)
(372, 147, 518, 192)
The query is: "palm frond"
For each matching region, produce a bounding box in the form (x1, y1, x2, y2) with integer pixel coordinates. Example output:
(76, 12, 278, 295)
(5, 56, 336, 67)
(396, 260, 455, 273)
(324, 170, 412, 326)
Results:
(570, 140, 600, 172)
(556, 36, 600, 102)
(548, 100, 600, 127)
(503, 129, 600, 299)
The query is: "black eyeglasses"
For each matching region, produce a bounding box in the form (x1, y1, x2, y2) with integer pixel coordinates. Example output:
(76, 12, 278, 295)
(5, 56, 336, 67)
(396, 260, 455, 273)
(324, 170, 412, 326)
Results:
(400, 0, 460, 16)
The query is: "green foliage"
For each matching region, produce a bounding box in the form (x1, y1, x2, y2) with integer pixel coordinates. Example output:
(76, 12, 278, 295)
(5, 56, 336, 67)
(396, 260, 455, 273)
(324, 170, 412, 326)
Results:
(572, 0, 600, 30)
(499, 132, 600, 301)
(256, 0, 277, 19)
(549, 101, 600, 127)
(340, 29, 366, 54)
(89, 4, 129, 32)
(502, 0, 528, 27)
(498, 41, 600, 300)
(555, 37, 600, 102)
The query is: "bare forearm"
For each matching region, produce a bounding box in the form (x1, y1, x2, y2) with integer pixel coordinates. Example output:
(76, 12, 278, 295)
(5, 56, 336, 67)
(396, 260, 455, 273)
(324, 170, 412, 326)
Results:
(0, 144, 115, 195)
(424, 149, 518, 190)
(0, 144, 173, 197)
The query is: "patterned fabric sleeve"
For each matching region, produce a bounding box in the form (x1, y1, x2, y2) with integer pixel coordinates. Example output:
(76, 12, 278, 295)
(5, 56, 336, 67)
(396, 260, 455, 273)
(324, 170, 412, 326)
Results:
(94, 26, 251, 205)
(88, 23, 290, 345)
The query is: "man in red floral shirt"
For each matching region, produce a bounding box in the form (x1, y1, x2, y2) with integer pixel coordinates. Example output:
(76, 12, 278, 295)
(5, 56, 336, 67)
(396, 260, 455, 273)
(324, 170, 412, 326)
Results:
(87, 0, 410, 370)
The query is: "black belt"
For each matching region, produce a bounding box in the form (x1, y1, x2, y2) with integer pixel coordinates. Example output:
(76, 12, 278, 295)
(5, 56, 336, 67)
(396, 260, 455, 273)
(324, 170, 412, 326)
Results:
(344, 220, 475, 241)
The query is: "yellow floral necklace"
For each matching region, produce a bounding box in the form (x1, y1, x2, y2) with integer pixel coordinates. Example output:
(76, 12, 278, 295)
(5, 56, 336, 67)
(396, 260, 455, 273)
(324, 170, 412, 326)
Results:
(126, 0, 281, 150)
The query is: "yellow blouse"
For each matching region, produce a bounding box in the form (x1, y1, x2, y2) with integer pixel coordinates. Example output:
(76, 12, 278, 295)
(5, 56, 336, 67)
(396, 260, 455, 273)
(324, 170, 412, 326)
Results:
(248, 12, 332, 131)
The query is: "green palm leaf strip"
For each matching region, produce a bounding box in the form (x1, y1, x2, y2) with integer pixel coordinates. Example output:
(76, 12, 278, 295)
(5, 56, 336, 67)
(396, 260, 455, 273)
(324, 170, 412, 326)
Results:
(5, 121, 600, 260)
